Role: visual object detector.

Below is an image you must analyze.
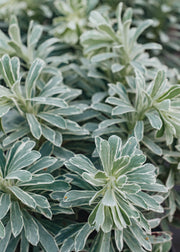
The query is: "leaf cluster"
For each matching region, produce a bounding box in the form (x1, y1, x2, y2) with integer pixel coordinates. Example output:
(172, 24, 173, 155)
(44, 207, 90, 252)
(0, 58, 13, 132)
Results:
(0, 1, 179, 252)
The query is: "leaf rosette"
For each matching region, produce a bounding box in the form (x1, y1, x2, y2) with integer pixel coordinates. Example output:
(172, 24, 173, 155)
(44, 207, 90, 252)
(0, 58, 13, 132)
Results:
(63, 135, 167, 251)
(0, 138, 69, 249)
(106, 70, 180, 145)
(0, 54, 88, 147)
(53, 0, 99, 45)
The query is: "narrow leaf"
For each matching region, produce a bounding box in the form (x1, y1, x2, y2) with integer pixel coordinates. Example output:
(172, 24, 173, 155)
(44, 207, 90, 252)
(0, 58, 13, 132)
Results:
(26, 58, 45, 98)
(9, 186, 36, 209)
(26, 113, 42, 139)
(22, 210, 39, 245)
(10, 201, 23, 237)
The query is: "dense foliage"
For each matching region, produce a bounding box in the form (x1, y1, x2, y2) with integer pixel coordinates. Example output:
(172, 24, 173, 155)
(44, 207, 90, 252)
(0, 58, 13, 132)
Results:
(0, 0, 179, 251)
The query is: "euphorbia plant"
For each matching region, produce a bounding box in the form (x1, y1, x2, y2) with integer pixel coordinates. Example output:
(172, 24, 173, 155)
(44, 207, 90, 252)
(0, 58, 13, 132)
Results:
(59, 135, 168, 251)
(0, 138, 70, 251)
(0, 1, 179, 251)
(0, 54, 88, 147)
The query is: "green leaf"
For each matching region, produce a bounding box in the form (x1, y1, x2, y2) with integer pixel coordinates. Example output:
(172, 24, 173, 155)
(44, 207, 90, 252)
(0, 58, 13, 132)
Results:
(108, 135, 122, 164)
(112, 104, 135, 115)
(116, 175, 127, 187)
(28, 156, 57, 173)
(124, 229, 144, 252)
(26, 180, 70, 192)
(137, 192, 163, 212)
(98, 24, 118, 41)
(129, 163, 155, 175)
(102, 206, 113, 233)
(22, 210, 39, 246)
(88, 203, 104, 229)
(149, 232, 171, 244)
(9, 186, 36, 209)
(3, 127, 30, 147)
(89, 232, 111, 252)
(8, 150, 41, 172)
(30, 97, 68, 108)
(10, 201, 23, 237)
(123, 7, 133, 22)
(131, 19, 153, 47)
(0, 104, 12, 117)
(0, 221, 11, 252)
(38, 112, 66, 129)
(56, 223, 83, 245)
(140, 183, 167, 193)
(0, 221, 5, 239)
(36, 206, 52, 219)
(0, 148, 6, 175)
(9, 16, 21, 44)
(99, 119, 124, 129)
(111, 63, 124, 73)
(42, 125, 62, 147)
(111, 205, 124, 229)
(94, 171, 107, 180)
(166, 169, 174, 190)
(60, 237, 74, 252)
(126, 194, 148, 209)
(115, 229, 123, 251)
(30, 194, 50, 209)
(6, 170, 32, 182)
(37, 221, 59, 252)
(95, 137, 111, 174)
(37, 38, 60, 58)
(102, 188, 116, 206)
(139, 212, 151, 234)
(6, 140, 41, 173)
(75, 223, 94, 251)
(89, 189, 105, 205)
(158, 85, 180, 101)
(127, 173, 155, 185)
(112, 156, 130, 175)
(70, 155, 97, 174)
(142, 42, 162, 50)
(0, 54, 16, 87)
(64, 190, 96, 203)
(55, 106, 82, 116)
(121, 184, 141, 194)
(134, 121, 144, 141)
(0, 194, 11, 219)
(39, 141, 53, 156)
(122, 137, 137, 156)
(117, 197, 137, 221)
(91, 53, 118, 63)
(89, 10, 108, 26)
(6, 234, 20, 250)
(19, 173, 54, 186)
(152, 241, 172, 252)
(165, 121, 176, 145)
(11, 56, 20, 81)
(28, 22, 43, 48)
(150, 70, 166, 99)
(129, 219, 152, 251)
(82, 172, 105, 186)
(26, 58, 45, 98)
(26, 113, 42, 139)
(146, 111, 162, 130)
(20, 231, 29, 252)
(8, 41, 27, 62)
(92, 102, 112, 114)
(0, 86, 12, 98)
(99, 232, 111, 252)
(142, 136, 162, 156)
